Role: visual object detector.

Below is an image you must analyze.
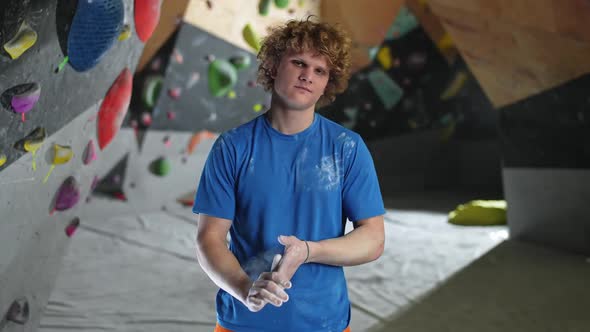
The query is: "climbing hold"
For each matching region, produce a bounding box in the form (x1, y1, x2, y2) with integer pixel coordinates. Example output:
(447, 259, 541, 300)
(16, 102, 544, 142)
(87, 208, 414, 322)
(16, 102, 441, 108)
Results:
(440, 70, 468, 100)
(274, 0, 290, 9)
(83, 140, 97, 165)
(97, 68, 133, 150)
(186, 72, 200, 89)
(55, 176, 80, 211)
(43, 144, 73, 183)
(205, 54, 216, 62)
(20, 128, 45, 153)
(367, 68, 403, 109)
(1, 82, 40, 114)
(208, 59, 238, 97)
(436, 32, 454, 53)
(56, 56, 69, 73)
(166, 110, 176, 120)
(134, 0, 161, 42)
(298, 0, 305, 7)
(242, 23, 261, 52)
(230, 53, 251, 70)
(385, 6, 419, 40)
(52, 144, 73, 165)
(67, 0, 124, 71)
(141, 112, 152, 126)
(149, 156, 171, 176)
(172, 48, 183, 63)
(187, 130, 217, 154)
(0, 153, 6, 167)
(228, 91, 237, 99)
(3, 21, 37, 59)
(247, 80, 257, 88)
(168, 87, 181, 99)
(448, 200, 507, 226)
(376, 46, 392, 70)
(206, 0, 213, 9)
(14, 127, 45, 169)
(142, 75, 163, 108)
(288, 8, 296, 15)
(65, 217, 80, 237)
(253, 103, 263, 112)
(258, 0, 271, 16)
(407, 52, 427, 70)
(118, 24, 132, 41)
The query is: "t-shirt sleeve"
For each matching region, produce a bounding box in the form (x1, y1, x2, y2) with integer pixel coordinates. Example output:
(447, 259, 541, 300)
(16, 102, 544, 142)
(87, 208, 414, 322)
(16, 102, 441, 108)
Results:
(192, 134, 236, 221)
(342, 135, 385, 222)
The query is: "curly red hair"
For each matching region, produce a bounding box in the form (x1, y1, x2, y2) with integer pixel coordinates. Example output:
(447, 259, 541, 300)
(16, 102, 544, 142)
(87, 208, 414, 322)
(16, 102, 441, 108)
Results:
(256, 17, 352, 107)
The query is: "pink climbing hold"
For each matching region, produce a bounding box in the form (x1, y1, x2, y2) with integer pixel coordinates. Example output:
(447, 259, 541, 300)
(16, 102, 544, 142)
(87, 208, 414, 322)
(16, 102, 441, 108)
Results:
(168, 87, 181, 99)
(55, 176, 80, 211)
(97, 68, 132, 150)
(141, 112, 152, 126)
(65, 217, 80, 237)
(166, 110, 176, 120)
(83, 140, 97, 165)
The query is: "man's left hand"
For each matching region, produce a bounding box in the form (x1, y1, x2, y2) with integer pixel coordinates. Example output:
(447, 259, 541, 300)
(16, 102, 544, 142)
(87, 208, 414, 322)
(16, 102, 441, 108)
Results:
(274, 235, 309, 283)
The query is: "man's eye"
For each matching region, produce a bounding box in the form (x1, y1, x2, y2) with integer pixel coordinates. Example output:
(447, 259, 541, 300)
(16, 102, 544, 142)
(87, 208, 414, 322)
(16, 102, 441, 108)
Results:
(293, 61, 304, 66)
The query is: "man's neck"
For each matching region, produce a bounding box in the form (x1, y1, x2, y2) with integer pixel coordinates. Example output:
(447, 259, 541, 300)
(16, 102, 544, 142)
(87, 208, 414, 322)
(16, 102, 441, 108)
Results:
(266, 100, 316, 135)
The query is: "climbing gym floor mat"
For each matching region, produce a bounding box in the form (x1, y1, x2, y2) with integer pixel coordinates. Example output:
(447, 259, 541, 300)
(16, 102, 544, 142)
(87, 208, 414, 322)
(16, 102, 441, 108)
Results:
(39, 195, 507, 332)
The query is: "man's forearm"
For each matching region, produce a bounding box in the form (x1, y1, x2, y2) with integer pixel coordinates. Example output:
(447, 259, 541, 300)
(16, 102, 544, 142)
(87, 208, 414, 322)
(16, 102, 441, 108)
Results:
(307, 218, 384, 266)
(196, 239, 251, 304)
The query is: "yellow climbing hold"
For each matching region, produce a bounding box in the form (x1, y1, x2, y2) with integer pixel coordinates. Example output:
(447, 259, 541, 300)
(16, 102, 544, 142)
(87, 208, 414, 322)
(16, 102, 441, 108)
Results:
(242, 23, 261, 52)
(298, 0, 305, 7)
(376, 46, 392, 70)
(253, 104, 263, 112)
(52, 144, 73, 165)
(43, 144, 74, 183)
(0, 154, 6, 167)
(440, 71, 468, 100)
(118, 24, 132, 41)
(448, 200, 507, 226)
(437, 32, 454, 53)
(228, 91, 237, 99)
(3, 21, 38, 60)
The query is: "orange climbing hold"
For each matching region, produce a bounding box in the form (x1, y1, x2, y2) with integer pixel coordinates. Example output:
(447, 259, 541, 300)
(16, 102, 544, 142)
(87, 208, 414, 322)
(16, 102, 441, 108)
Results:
(187, 130, 217, 154)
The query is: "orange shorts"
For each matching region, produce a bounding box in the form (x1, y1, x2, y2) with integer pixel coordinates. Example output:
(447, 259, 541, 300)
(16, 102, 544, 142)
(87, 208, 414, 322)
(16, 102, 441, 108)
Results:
(214, 322, 351, 332)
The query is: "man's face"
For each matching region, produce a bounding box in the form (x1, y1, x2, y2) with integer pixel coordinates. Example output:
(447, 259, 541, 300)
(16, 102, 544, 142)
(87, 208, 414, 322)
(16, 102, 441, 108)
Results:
(272, 49, 330, 111)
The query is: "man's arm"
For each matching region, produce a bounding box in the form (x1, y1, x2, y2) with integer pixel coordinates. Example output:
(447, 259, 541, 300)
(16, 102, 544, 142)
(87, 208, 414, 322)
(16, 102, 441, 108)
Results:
(309, 215, 385, 266)
(275, 215, 385, 281)
(195, 214, 290, 311)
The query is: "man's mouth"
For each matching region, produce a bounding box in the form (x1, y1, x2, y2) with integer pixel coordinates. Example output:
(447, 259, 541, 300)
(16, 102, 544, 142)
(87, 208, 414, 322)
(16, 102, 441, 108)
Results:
(295, 86, 312, 93)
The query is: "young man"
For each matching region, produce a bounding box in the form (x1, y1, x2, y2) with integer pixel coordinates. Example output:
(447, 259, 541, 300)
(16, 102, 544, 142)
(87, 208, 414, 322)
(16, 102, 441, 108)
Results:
(194, 18, 385, 332)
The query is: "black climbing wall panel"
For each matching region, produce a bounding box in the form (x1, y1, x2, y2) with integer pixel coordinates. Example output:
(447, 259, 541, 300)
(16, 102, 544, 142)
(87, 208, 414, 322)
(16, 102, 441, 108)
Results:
(126, 22, 270, 133)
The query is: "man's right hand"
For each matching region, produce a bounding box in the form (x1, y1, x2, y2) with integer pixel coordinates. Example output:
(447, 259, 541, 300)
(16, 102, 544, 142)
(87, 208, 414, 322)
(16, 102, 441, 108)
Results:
(243, 255, 292, 312)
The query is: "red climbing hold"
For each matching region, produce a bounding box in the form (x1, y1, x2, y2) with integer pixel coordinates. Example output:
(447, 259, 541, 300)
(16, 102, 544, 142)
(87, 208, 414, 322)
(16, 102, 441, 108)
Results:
(65, 217, 80, 237)
(134, 0, 161, 42)
(97, 68, 132, 150)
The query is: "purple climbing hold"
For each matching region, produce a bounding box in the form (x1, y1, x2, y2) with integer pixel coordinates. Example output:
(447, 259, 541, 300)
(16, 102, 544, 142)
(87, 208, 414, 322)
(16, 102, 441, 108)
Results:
(83, 140, 96, 165)
(55, 176, 80, 211)
(1, 82, 41, 114)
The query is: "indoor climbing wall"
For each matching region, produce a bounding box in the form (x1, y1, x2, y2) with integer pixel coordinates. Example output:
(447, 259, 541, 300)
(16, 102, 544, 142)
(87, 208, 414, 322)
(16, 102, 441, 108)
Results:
(317, 4, 502, 193)
(183, 0, 321, 54)
(426, 0, 590, 108)
(0, 0, 153, 329)
(423, 0, 590, 254)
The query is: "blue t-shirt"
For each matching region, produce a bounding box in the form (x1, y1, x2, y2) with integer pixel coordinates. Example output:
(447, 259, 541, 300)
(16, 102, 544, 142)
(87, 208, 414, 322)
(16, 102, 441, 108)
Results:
(193, 113, 385, 332)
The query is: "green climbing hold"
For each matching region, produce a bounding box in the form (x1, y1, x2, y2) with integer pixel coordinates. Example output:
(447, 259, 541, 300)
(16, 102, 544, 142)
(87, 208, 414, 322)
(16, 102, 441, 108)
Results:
(274, 0, 290, 9)
(242, 23, 261, 52)
(142, 75, 164, 108)
(367, 68, 404, 109)
(208, 59, 238, 97)
(150, 157, 171, 176)
(259, 0, 271, 16)
(230, 53, 251, 70)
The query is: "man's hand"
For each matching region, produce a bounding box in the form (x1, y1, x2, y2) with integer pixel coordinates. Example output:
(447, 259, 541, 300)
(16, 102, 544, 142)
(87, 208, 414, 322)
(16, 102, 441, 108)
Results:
(243, 255, 292, 312)
(274, 235, 309, 282)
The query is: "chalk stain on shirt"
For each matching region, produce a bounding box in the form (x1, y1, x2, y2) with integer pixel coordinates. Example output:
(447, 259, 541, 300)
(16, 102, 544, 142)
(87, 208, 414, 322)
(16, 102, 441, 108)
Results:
(315, 154, 341, 191)
(337, 132, 356, 160)
(248, 157, 255, 174)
